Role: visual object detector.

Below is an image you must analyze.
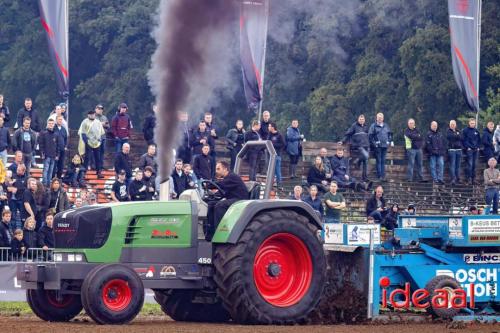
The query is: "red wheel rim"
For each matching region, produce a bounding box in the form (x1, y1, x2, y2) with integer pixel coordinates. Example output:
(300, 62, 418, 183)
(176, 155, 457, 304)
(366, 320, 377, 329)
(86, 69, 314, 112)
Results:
(46, 291, 74, 308)
(253, 233, 313, 307)
(101, 279, 132, 312)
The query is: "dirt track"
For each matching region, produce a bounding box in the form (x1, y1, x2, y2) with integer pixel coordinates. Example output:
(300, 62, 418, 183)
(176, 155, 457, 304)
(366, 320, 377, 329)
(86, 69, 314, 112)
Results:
(0, 316, 497, 333)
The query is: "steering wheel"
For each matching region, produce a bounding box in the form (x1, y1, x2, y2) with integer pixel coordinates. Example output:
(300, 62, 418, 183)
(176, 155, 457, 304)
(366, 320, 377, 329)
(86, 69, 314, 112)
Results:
(201, 180, 225, 202)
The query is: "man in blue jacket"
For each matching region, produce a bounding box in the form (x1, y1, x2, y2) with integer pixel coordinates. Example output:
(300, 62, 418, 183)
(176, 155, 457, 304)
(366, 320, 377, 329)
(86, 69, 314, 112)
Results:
(368, 113, 393, 182)
(462, 118, 481, 185)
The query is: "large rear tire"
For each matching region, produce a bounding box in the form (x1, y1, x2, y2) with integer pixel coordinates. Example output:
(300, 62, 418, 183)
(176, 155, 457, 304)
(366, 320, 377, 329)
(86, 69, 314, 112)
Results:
(26, 288, 82, 322)
(81, 264, 144, 325)
(214, 209, 326, 324)
(153, 289, 230, 322)
(424, 275, 461, 319)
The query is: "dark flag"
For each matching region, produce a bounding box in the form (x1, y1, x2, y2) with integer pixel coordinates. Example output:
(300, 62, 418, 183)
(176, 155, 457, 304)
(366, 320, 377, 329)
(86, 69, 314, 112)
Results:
(240, 0, 269, 116)
(38, 0, 69, 98)
(448, 0, 482, 111)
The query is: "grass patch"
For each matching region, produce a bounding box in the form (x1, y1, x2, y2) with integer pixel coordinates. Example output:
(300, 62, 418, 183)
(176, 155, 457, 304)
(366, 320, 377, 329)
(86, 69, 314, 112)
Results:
(0, 301, 164, 317)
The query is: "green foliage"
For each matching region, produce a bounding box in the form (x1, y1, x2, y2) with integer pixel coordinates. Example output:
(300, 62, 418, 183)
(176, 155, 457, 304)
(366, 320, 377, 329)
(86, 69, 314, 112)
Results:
(0, 0, 497, 143)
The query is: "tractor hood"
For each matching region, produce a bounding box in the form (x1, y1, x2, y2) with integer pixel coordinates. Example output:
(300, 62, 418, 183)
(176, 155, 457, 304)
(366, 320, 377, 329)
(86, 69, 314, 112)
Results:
(54, 205, 112, 249)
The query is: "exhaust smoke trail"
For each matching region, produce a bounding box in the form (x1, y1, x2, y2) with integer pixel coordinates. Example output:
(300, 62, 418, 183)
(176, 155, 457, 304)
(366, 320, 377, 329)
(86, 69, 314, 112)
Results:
(149, 0, 238, 182)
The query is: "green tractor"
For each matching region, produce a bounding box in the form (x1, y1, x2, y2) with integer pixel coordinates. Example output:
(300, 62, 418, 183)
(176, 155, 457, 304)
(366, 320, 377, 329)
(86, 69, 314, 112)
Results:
(17, 141, 326, 325)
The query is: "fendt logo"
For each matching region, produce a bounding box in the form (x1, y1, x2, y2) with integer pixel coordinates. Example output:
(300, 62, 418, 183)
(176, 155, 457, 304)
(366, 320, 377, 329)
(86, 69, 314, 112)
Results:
(436, 268, 498, 297)
(379, 277, 474, 310)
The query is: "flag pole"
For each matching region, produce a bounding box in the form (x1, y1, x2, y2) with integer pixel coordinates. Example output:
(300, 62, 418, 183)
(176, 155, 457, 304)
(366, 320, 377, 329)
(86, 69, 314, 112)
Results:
(475, 0, 481, 126)
(257, 0, 269, 123)
(65, 0, 69, 129)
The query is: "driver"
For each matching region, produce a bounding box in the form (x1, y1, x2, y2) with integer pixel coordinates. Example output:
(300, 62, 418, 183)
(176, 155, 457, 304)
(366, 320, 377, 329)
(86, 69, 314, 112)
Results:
(206, 160, 248, 240)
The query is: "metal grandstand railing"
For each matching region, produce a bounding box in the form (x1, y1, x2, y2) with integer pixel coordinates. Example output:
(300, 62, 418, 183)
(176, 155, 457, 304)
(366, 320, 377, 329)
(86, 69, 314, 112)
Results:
(0, 247, 55, 262)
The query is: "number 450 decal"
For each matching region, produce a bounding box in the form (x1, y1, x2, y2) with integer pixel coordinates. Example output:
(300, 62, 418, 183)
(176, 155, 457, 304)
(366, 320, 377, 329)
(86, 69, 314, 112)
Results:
(198, 257, 212, 264)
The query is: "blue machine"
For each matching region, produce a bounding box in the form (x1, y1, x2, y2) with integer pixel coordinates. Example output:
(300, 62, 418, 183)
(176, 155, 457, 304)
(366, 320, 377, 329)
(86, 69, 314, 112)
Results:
(323, 215, 500, 321)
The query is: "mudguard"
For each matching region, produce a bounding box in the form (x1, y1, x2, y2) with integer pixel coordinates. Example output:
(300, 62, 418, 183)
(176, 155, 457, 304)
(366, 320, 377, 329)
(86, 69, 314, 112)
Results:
(212, 199, 323, 244)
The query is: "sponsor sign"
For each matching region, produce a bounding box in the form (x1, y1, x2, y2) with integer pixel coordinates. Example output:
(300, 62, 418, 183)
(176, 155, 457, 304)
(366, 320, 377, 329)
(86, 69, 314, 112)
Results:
(401, 217, 416, 228)
(151, 229, 179, 239)
(448, 217, 463, 238)
(347, 224, 380, 245)
(464, 253, 500, 264)
(468, 219, 500, 243)
(324, 223, 343, 244)
(148, 217, 181, 226)
(160, 266, 176, 278)
(436, 268, 498, 297)
(135, 266, 155, 278)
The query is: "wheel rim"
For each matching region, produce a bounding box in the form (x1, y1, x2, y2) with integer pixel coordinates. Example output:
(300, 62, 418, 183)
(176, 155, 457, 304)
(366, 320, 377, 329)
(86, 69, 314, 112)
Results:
(102, 279, 132, 312)
(436, 286, 454, 308)
(253, 233, 313, 307)
(45, 290, 74, 308)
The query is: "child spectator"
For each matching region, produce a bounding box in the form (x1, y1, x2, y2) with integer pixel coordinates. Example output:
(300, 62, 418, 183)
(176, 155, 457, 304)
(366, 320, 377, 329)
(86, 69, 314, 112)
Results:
(129, 170, 147, 201)
(11, 229, 26, 260)
(0, 210, 12, 248)
(111, 170, 130, 202)
(63, 154, 85, 188)
(22, 217, 37, 253)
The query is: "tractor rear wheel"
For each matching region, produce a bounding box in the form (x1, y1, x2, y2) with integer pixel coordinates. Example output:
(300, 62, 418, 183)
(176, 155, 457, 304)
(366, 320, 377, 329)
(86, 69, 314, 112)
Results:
(153, 289, 230, 322)
(81, 264, 144, 324)
(214, 209, 326, 324)
(424, 275, 462, 319)
(26, 288, 82, 322)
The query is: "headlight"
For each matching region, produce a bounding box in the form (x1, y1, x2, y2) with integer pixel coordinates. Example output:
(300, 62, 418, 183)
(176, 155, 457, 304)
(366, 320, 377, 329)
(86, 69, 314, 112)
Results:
(54, 253, 63, 262)
(75, 254, 83, 262)
(67, 254, 75, 262)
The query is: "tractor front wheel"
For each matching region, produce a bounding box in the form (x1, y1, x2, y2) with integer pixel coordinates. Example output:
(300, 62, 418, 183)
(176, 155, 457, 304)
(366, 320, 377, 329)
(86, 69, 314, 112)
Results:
(153, 289, 230, 322)
(214, 209, 326, 324)
(424, 275, 462, 319)
(26, 288, 82, 322)
(81, 264, 144, 324)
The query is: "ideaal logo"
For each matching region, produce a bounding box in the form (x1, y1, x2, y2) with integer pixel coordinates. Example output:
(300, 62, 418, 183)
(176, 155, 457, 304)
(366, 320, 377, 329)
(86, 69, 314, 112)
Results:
(151, 229, 179, 239)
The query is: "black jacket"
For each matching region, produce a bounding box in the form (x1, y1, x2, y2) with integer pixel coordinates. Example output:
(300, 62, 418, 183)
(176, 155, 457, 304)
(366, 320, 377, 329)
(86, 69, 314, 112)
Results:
(225, 128, 245, 150)
(142, 113, 156, 142)
(344, 121, 369, 148)
(17, 107, 42, 132)
(193, 154, 211, 180)
(22, 228, 37, 249)
(39, 128, 63, 158)
(38, 225, 55, 248)
(192, 130, 213, 155)
(0, 105, 10, 123)
(114, 152, 132, 178)
(171, 169, 189, 196)
(307, 166, 326, 184)
(129, 179, 147, 201)
(404, 127, 424, 149)
(0, 222, 12, 247)
(0, 126, 11, 152)
(462, 127, 481, 150)
(383, 212, 399, 230)
(12, 128, 36, 154)
(447, 128, 463, 149)
(259, 120, 271, 140)
(216, 172, 248, 200)
(426, 129, 446, 156)
(11, 238, 25, 258)
(244, 130, 262, 155)
(142, 175, 156, 201)
(331, 155, 350, 178)
(138, 153, 158, 174)
(482, 128, 494, 156)
(366, 196, 386, 216)
(268, 131, 286, 156)
(54, 125, 68, 147)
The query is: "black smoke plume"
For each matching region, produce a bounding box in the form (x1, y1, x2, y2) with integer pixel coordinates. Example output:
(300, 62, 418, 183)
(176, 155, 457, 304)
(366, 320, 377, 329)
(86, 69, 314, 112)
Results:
(149, 0, 237, 182)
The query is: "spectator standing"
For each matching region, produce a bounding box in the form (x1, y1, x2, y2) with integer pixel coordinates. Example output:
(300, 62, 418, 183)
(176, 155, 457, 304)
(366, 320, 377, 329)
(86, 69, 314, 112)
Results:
(183, 164, 198, 191)
(139, 144, 158, 175)
(494, 124, 500, 161)
(268, 122, 285, 187)
(192, 121, 213, 157)
(226, 120, 245, 171)
(484, 157, 500, 214)
(38, 212, 55, 250)
(244, 120, 262, 181)
(48, 104, 68, 132)
(0, 94, 11, 124)
(34, 180, 50, 231)
(143, 104, 157, 145)
(111, 103, 133, 153)
(111, 170, 130, 202)
(129, 170, 147, 201)
(53, 115, 68, 179)
(482, 121, 495, 162)
(7, 164, 27, 230)
(48, 178, 69, 214)
(290, 185, 304, 200)
(193, 145, 212, 181)
(143, 166, 156, 200)
(0, 117, 10, 166)
(16, 98, 41, 132)
(171, 160, 188, 198)
(177, 111, 192, 164)
(303, 185, 324, 217)
(0, 210, 12, 247)
(258, 111, 272, 173)
(323, 182, 346, 223)
(204, 112, 218, 179)
(114, 143, 132, 184)
(366, 185, 387, 223)
(63, 154, 85, 188)
(447, 120, 463, 185)
(21, 178, 37, 228)
(404, 118, 425, 182)
(426, 121, 446, 184)
(286, 119, 304, 179)
(79, 110, 105, 178)
(39, 119, 63, 186)
(0, 176, 7, 214)
(319, 148, 333, 180)
(369, 113, 393, 181)
(462, 118, 481, 185)
(12, 117, 36, 174)
(344, 114, 370, 181)
(307, 156, 328, 193)
(95, 104, 109, 158)
(8, 151, 23, 175)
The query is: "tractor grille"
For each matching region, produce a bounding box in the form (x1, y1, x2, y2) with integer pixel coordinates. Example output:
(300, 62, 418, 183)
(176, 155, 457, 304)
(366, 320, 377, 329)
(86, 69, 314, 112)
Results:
(124, 218, 139, 244)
